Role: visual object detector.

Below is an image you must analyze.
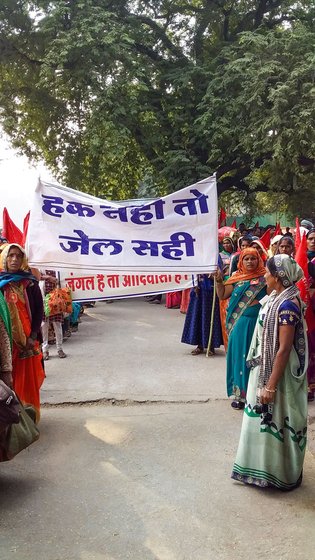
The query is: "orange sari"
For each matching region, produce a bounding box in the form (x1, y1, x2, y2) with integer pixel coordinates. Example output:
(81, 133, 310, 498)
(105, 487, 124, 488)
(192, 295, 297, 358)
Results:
(180, 288, 191, 314)
(5, 282, 45, 422)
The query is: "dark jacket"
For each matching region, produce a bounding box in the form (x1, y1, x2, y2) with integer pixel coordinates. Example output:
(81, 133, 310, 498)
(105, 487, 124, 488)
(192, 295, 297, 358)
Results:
(26, 281, 43, 342)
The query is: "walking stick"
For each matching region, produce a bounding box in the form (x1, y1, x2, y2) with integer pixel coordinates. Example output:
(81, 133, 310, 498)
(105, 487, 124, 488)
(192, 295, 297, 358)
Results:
(206, 276, 216, 357)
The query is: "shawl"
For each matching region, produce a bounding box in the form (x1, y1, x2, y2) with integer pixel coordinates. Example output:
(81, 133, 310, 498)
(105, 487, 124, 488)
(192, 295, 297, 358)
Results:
(0, 290, 12, 345)
(0, 271, 37, 289)
(257, 255, 304, 392)
(225, 248, 266, 285)
(226, 278, 266, 335)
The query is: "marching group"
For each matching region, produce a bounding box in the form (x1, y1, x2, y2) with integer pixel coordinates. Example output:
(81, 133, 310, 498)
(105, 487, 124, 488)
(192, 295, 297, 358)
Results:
(0, 219, 314, 491)
(178, 220, 315, 490)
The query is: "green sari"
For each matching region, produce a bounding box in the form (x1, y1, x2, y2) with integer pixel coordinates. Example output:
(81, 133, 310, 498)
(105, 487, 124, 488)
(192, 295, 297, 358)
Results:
(231, 299, 308, 490)
(0, 291, 12, 344)
(226, 278, 266, 399)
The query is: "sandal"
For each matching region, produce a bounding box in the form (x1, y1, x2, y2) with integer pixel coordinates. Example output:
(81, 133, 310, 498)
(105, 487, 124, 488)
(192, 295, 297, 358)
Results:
(231, 400, 245, 410)
(58, 349, 67, 359)
(191, 346, 204, 355)
(43, 351, 49, 361)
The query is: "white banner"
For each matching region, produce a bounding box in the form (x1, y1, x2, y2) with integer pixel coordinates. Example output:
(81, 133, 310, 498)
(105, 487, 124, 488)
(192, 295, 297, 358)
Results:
(58, 270, 194, 302)
(27, 175, 218, 273)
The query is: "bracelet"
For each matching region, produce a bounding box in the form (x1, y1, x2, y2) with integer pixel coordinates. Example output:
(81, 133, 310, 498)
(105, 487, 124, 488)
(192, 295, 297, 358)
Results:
(265, 386, 277, 393)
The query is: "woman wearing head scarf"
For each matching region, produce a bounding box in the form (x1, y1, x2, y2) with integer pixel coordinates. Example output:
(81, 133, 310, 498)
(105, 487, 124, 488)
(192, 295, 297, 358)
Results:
(0, 291, 12, 388)
(219, 237, 235, 350)
(276, 235, 295, 257)
(306, 229, 315, 400)
(0, 244, 45, 422)
(181, 270, 223, 356)
(219, 237, 235, 275)
(229, 235, 252, 275)
(232, 255, 307, 490)
(268, 234, 283, 257)
(215, 248, 266, 408)
(250, 238, 269, 261)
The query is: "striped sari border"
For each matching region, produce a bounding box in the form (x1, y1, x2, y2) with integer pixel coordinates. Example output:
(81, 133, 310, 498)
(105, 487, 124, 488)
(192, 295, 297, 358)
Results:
(232, 463, 301, 490)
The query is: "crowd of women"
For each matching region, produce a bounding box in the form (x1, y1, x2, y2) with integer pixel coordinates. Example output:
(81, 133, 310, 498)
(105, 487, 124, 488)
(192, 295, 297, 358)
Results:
(0, 240, 83, 427)
(179, 220, 315, 491)
(1, 220, 314, 491)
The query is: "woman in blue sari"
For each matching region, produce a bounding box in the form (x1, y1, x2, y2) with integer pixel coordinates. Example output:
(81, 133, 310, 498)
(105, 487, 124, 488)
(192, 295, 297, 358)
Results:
(181, 272, 223, 356)
(215, 248, 266, 408)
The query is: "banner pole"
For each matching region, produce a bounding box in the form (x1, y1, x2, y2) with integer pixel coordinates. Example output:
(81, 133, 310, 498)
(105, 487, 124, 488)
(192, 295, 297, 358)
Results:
(206, 276, 216, 357)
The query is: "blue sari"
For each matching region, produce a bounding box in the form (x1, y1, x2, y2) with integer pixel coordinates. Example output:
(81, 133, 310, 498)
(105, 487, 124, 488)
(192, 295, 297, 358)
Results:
(181, 275, 223, 351)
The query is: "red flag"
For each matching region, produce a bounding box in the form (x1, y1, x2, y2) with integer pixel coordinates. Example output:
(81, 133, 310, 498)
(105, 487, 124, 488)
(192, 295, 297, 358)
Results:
(274, 222, 281, 236)
(295, 217, 301, 251)
(219, 207, 227, 227)
(22, 211, 30, 247)
(259, 228, 271, 250)
(2, 208, 23, 245)
(295, 234, 315, 331)
(230, 219, 237, 229)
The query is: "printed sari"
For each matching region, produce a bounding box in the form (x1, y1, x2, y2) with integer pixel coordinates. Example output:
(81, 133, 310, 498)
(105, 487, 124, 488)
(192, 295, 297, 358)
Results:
(3, 280, 45, 423)
(226, 277, 266, 400)
(232, 298, 308, 490)
(219, 249, 234, 350)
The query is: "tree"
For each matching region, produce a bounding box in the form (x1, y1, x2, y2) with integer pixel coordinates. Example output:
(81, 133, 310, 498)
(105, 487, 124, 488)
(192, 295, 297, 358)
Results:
(0, 1, 314, 200)
(197, 22, 315, 198)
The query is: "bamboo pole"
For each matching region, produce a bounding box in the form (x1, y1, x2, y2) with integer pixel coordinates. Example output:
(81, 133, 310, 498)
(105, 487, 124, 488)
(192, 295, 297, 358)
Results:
(206, 276, 216, 357)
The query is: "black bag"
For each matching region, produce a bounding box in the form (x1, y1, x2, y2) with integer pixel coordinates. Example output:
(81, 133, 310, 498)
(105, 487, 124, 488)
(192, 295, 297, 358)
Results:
(0, 380, 20, 425)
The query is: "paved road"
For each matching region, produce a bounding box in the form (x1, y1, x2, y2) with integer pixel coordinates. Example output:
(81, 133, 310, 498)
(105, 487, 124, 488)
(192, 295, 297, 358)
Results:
(1, 299, 315, 560)
(41, 298, 227, 404)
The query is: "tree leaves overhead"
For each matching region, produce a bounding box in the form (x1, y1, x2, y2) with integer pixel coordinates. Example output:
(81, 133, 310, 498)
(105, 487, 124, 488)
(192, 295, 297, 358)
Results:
(0, 0, 314, 204)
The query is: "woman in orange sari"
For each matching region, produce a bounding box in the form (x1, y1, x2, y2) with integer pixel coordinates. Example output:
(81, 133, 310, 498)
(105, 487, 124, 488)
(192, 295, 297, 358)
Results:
(0, 244, 45, 422)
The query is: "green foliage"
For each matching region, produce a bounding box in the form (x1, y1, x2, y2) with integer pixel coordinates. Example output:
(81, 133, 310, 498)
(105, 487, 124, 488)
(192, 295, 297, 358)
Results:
(0, 1, 314, 203)
(199, 22, 315, 195)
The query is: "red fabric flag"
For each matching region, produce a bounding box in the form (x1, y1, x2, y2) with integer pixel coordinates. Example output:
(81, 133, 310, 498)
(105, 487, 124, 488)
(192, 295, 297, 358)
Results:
(230, 219, 237, 229)
(2, 208, 23, 245)
(295, 233, 315, 331)
(295, 217, 301, 251)
(274, 222, 282, 236)
(259, 228, 271, 250)
(22, 211, 30, 247)
(219, 207, 227, 227)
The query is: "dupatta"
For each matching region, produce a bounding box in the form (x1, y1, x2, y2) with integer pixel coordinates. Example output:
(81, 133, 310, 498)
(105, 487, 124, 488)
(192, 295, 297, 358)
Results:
(226, 277, 266, 335)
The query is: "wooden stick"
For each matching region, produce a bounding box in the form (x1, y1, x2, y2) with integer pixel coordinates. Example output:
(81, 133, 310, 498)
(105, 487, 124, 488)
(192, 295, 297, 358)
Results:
(206, 277, 216, 357)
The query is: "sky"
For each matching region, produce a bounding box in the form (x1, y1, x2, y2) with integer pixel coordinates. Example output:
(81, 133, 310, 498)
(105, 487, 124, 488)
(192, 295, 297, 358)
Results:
(0, 133, 55, 229)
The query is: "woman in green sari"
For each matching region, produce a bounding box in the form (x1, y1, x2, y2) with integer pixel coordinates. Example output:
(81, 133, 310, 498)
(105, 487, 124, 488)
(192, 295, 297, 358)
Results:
(0, 291, 12, 387)
(215, 248, 266, 409)
(232, 255, 307, 490)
